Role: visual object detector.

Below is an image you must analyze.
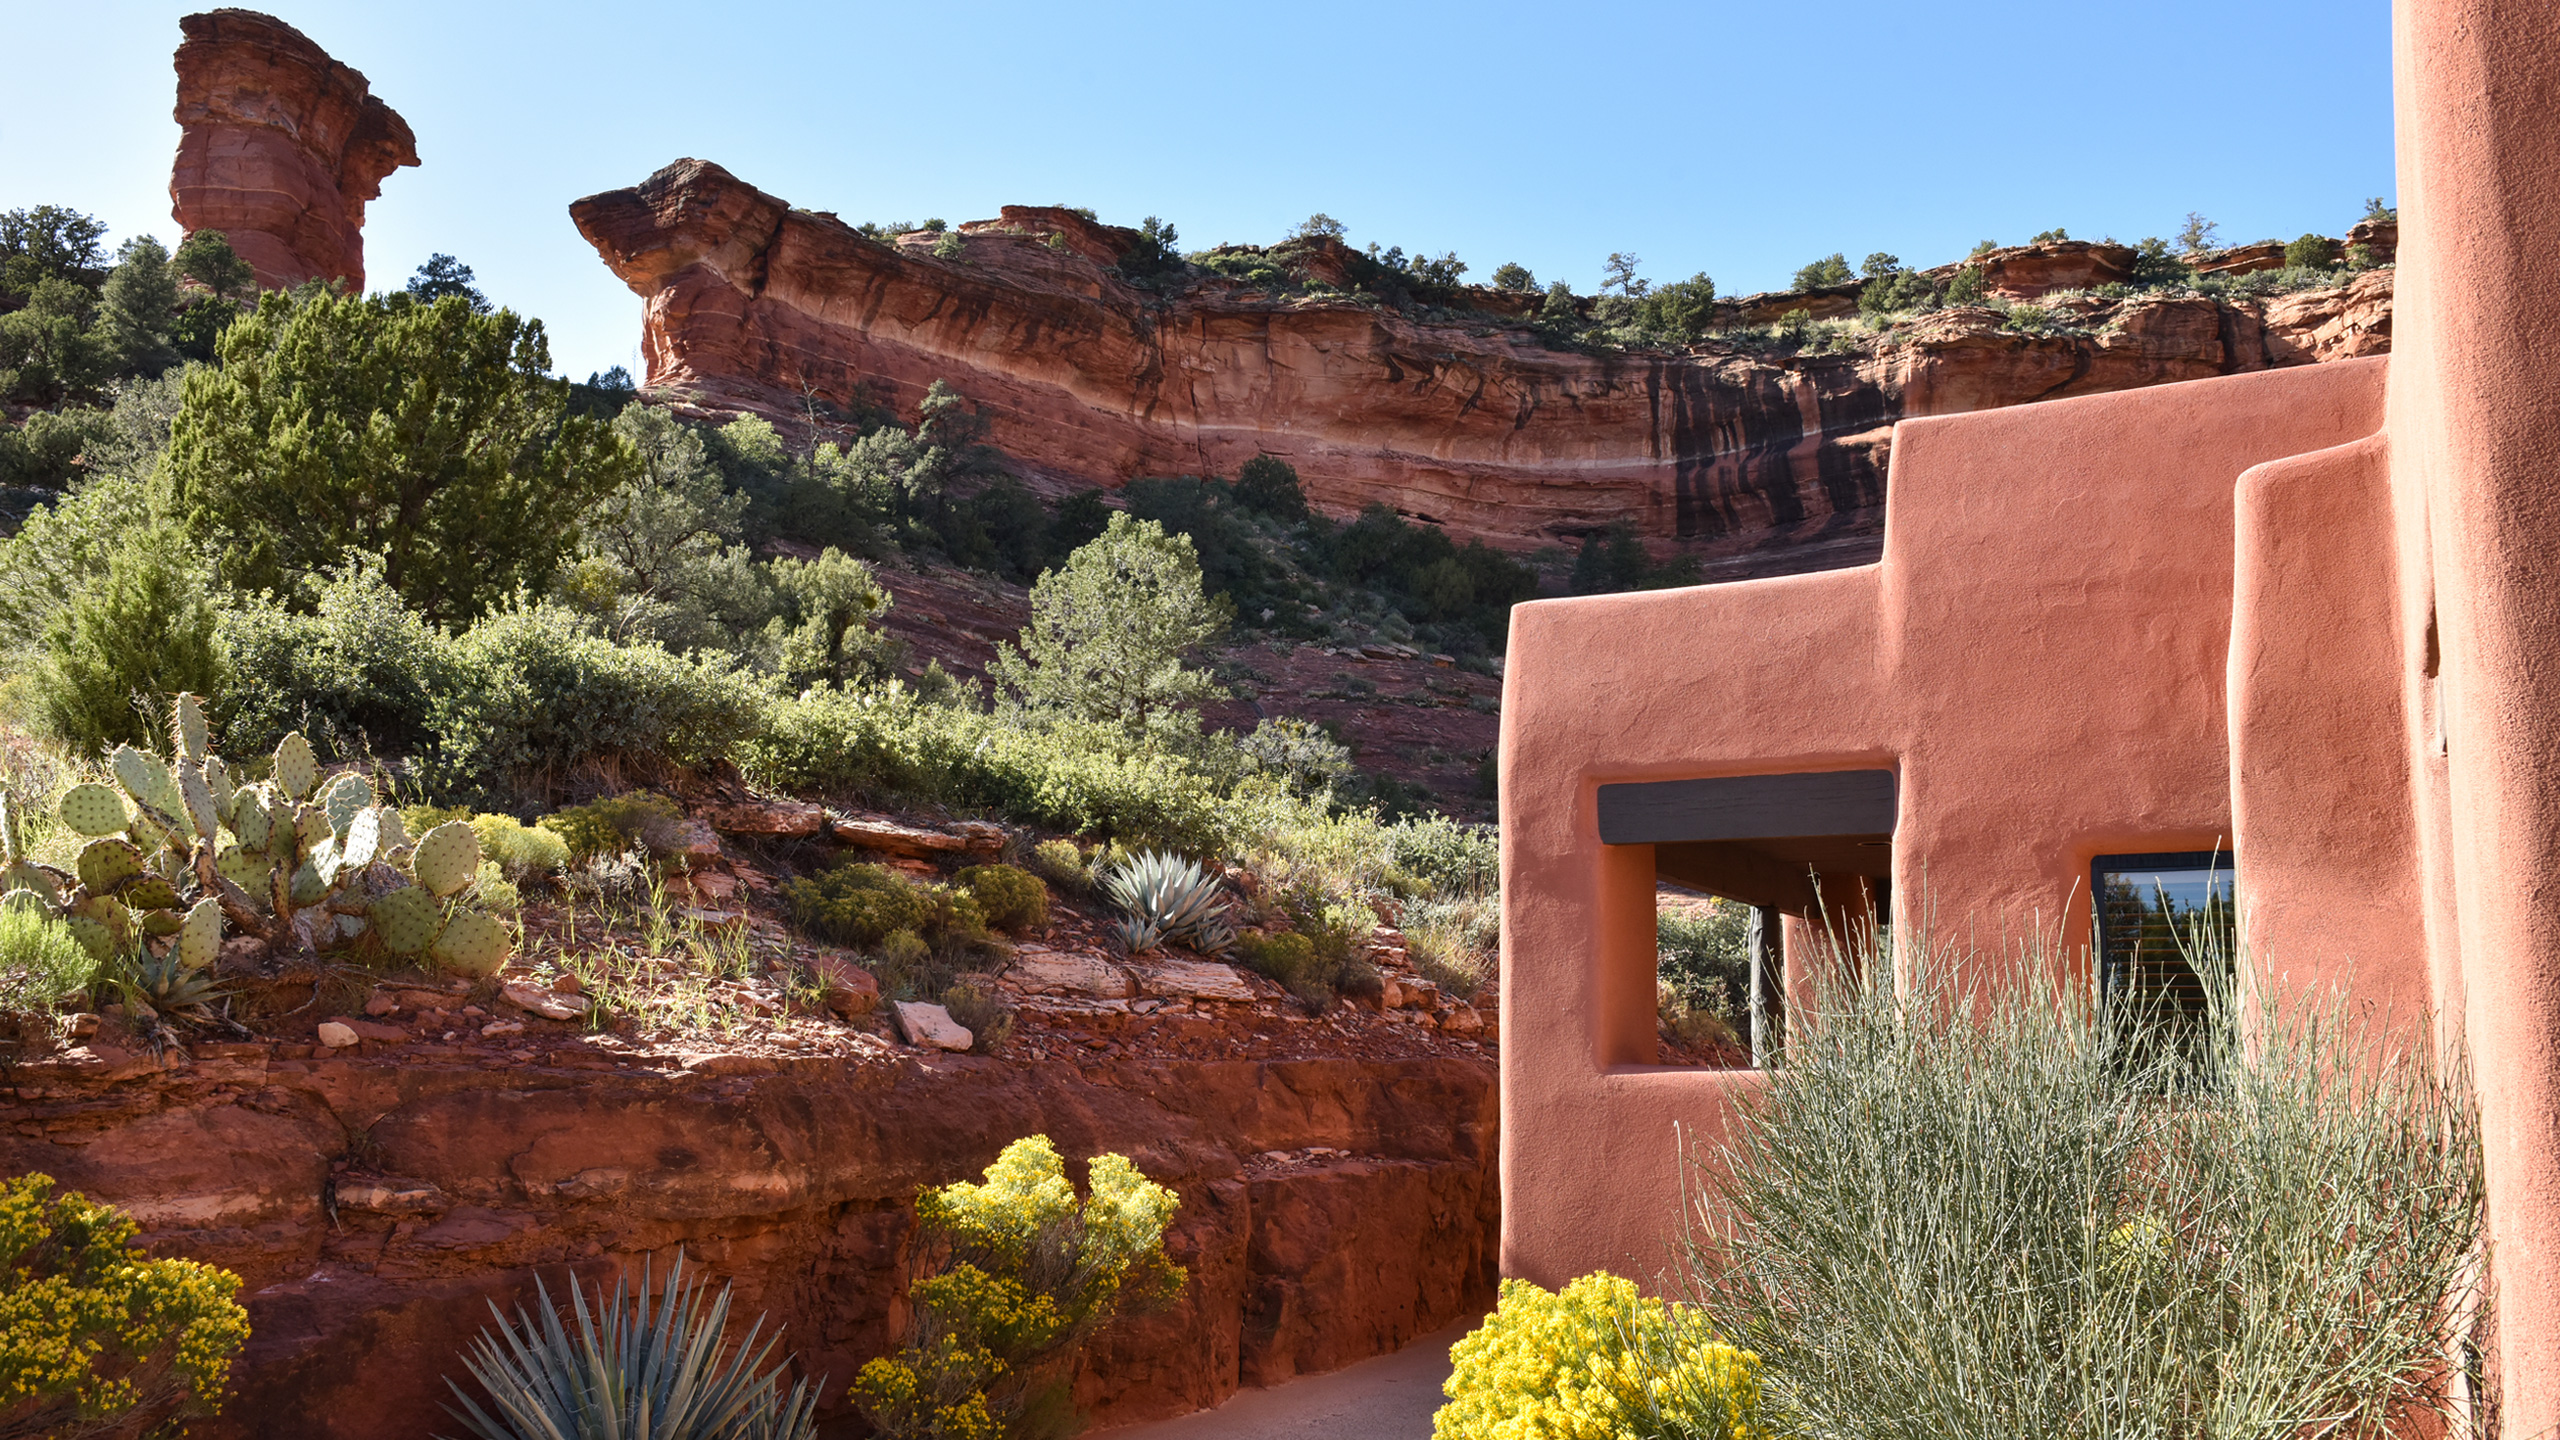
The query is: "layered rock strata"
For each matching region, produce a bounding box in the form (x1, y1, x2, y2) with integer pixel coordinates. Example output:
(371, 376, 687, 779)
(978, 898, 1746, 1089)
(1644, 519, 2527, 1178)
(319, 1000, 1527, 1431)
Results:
(170, 9, 417, 291)
(572, 159, 2393, 550)
(1, 1043, 1495, 1439)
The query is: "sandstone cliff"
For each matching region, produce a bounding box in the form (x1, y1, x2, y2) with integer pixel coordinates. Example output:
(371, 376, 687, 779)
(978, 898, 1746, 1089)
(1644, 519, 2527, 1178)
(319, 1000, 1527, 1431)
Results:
(170, 9, 417, 291)
(5, 1038, 1494, 1439)
(572, 159, 2392, 552)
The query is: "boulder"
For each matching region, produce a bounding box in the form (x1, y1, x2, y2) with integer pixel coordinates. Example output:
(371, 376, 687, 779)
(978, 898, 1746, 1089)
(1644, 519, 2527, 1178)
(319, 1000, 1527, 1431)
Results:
(500, 983, 585, 1022)
(830, 813, 968, 857)
(1007, 949, 1135, 999)
(810, 955, 880, 1017)
(170, 10, 416, 291)
(1440, 1004, 1485, 1038)
(1127, 957, 1258, 1004)
(892, 1000, 973, 1051)
(314, 1021, 359, 1049)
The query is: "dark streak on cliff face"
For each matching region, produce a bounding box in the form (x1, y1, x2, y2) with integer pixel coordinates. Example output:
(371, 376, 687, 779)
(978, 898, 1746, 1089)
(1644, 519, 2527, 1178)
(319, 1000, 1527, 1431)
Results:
(572, 159, 2394, 557)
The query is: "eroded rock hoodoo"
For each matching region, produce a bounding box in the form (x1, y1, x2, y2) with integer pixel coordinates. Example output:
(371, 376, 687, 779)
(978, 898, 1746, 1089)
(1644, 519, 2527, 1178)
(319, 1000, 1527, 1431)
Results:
(572, 159, 2392, 554)
(170, 9, 418, 291)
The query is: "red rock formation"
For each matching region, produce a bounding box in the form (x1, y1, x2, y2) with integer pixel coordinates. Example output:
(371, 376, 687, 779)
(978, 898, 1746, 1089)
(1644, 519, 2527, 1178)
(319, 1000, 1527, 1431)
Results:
(573, 160, 2394, 552)
(0, 1045, 1494, 1439)
(169, 10, 417, 291)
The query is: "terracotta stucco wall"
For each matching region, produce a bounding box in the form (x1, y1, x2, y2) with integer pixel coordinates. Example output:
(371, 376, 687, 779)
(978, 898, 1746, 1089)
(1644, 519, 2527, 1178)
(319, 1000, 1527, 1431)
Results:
(2390, 0, 2560, 1422)
(1499, 360, 2388, 1290)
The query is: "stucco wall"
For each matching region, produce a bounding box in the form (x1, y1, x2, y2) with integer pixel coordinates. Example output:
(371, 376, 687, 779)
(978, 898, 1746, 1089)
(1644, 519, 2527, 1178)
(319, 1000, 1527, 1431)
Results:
(1498, 359, 2390, 1291)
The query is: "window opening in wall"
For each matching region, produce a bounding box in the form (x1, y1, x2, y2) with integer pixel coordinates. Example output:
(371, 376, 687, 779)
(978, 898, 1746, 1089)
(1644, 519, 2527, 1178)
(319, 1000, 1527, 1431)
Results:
(2092, 851, 2235, 1066)
(1655, 883, 1757, 1068)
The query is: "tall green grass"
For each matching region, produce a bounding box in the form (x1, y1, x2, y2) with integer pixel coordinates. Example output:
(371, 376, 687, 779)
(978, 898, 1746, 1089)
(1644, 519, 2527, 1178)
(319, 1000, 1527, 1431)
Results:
(1682, 928, 2484, 1440)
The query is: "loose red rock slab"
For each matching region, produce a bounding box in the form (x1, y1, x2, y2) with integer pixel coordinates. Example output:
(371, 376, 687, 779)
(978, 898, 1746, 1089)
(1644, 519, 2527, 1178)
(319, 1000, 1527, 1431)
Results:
(830, 813, 968, 857)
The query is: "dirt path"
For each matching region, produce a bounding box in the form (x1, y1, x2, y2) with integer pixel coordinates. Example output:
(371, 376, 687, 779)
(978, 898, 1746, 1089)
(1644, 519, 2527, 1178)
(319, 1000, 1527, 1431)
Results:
(1096, 1316, 1478, 1439)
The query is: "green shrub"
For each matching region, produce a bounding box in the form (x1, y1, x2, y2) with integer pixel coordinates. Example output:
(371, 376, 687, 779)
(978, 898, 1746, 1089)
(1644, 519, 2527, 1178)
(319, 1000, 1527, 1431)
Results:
(218, 559, 449, 758)
(471, 813, 572, 879)
(1790, 253, 1854, 289)
(786, 862, 990, 967)
(743, 686, 1264, 854)
(1233, 454, 1308, 520)
(426, 604, 771, 796)
(1403, 896, 1496, 999)
(1943, 264, 1986, 304)
(0, 904, 97, 1016)
(2283, 232, 2341, 269)
(1658, 902, 1749, 1016)
(445, 1251, 817, 1440)
(955, 863, 1047, 934)
(163, 288, 636, 625)
(1686, 939, 2484, 1438)
(1027, 838, 1096, 894)
(538, 792, 685, 863)
(1435, 1272, 1761, 1440)
(0, 1173, 251, 1439)
(27, 526, 222, 757)
(1233, 929, 1318, 993)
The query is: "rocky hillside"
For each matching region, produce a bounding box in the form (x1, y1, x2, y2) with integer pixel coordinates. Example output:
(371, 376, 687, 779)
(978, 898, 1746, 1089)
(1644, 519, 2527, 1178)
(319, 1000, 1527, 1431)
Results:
(573, 159, 2393, 555)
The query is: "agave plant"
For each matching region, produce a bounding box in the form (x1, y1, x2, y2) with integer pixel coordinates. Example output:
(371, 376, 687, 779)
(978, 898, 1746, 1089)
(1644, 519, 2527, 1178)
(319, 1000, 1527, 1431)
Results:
(444, 1252, 819, 1440)
(1102, 851, 1231, 957)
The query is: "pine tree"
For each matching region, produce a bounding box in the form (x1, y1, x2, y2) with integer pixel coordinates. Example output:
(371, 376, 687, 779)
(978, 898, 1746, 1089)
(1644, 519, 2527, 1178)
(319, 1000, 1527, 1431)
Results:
(994, 513, 1229, 729)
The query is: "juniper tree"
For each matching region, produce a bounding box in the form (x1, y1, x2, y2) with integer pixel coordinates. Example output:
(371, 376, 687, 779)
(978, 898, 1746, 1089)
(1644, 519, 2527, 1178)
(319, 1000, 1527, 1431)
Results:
(994, 513, 1229, 730)
(162, 289, 636, 624)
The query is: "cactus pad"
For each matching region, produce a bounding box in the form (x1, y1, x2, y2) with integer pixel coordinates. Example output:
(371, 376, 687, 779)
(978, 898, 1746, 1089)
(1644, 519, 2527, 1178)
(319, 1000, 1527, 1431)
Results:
(341, 808, 382, 873)
(322, 772, 374, 838)
(430, 909, 512, 977)
(179, 764, 221, 840)
(413, 822, 481, 898)
(121, 877, 181, 912)
(288, 861, 326, 908)
(58, 783, 128, 837)
(1, 861, 59, 905)
(232, 787, 275, 852)
(371, 886, 443, 955)
(172, 693, 210, 762)
(178, 898, 222, 968)
(64, 915, 115, 964)
(376, 807, 411, 850)
(274, 733, 318, 802)
(76, 838, 147, 895)
(203, 756, 235, 825)
(215, 843, 270, 892)
(0, 792, 18, 865)
(139, 907, 183, 937)
(110, 746, 183, 825)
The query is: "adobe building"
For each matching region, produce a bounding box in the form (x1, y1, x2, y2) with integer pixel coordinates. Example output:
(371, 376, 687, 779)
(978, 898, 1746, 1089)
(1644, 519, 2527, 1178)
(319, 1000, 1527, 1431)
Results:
(1496, 0, 2560, 1425)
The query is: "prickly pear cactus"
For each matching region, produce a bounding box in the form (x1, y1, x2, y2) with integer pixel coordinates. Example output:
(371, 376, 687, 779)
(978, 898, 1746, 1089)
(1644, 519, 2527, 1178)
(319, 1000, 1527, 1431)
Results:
(9, 691, 515, 984)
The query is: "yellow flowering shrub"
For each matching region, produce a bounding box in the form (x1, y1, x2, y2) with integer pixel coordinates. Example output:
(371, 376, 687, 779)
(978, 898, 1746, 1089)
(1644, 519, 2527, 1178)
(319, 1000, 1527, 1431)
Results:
(854, 1136, 1184, 1440)
(0, 1172, 250, 1439)
(1435, 1272, 1763, 1440)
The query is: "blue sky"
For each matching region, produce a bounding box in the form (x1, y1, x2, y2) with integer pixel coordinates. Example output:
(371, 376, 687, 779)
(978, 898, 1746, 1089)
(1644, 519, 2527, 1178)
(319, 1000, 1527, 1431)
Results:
(4, 0, 2394, 382)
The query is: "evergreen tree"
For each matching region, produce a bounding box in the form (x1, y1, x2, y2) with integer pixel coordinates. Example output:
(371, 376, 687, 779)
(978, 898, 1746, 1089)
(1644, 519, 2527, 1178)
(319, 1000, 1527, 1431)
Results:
(994, 513, 1229, 730)
(406, 253, 489, 311)
(1234, 454, 1308, 520)
(162, 290, 637, 624)
(95, 236, 180, 377)
(30, 527, 224, 755)
(174, 228, 255, 300)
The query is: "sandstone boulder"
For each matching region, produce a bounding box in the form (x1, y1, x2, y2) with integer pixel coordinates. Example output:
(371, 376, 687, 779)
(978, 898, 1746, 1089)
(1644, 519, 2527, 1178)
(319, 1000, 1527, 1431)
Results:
(1008, 948, 1135, 999)
(1127, 957, 1258, 1003)
(314, 1021, 358, 1048)
(810, 955, 880, 1017)
(170, 10, 416, 291)
(831, 812, 967, 856)
(893, 1000, 972, 1050)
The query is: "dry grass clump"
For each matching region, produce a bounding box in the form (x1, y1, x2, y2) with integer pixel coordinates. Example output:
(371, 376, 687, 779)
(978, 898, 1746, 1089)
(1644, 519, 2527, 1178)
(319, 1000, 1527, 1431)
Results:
(1685, 926, 2485, 1439)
